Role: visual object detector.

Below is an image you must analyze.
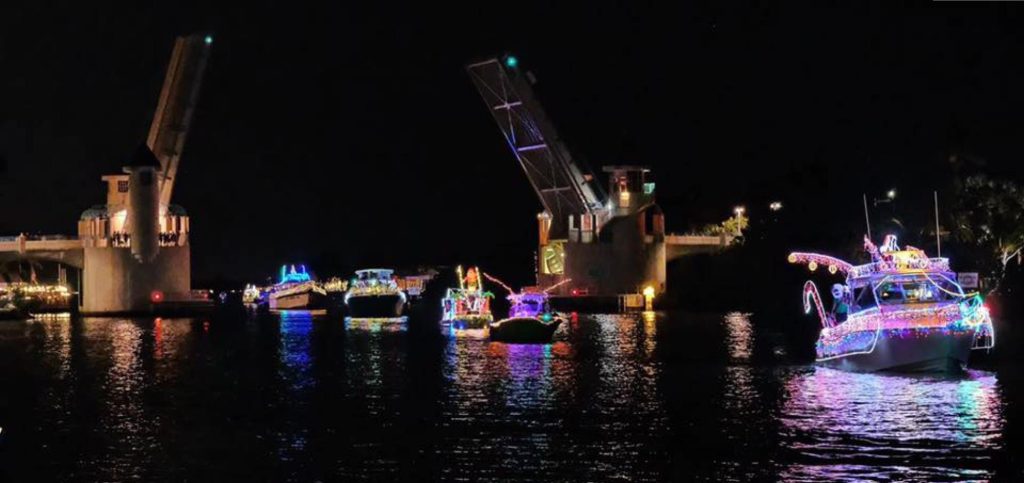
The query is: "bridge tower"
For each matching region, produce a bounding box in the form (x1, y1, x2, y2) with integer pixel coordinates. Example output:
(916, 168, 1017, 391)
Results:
(467, 55, 667, 304)
(77, 34, 211, 314)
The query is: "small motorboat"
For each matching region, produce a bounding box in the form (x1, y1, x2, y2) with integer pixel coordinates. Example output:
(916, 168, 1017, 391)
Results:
(489, 313, 562, 343)
(441, 266, 494, 329)
(483, 273, 569, 343)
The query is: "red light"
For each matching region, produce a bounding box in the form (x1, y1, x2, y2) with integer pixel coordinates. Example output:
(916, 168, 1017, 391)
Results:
(571, 289, 579, 296)
(150, 290, 164, 303)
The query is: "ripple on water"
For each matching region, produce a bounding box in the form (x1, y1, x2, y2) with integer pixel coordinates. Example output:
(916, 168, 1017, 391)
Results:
(778, 367, 1005, 481)
(0, 311, 1016, 481)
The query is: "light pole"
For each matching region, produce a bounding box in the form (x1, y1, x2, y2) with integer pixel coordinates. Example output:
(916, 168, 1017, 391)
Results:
(873, 188, 896, 207)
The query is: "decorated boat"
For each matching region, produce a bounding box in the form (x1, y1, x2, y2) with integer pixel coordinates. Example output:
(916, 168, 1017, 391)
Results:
(268, 265, 327, 310)
(484, 274, 569, 343)
(789, 235, 995, 372)
(0, 282, 73, 314)
(344, 269, 407, 318)
(242, 284, 262, 305)
(441, 266, 494, 328)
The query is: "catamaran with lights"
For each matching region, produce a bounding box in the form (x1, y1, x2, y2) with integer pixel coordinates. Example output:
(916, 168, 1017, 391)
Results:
(789, 235, 995, 372)
(344, 269, 407, 318)
(441, 266, 494, 328)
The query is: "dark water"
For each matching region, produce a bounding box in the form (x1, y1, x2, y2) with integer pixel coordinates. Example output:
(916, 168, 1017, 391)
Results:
(1, 311, 1021, 481)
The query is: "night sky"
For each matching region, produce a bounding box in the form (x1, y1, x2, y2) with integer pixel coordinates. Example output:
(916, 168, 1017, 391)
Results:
(3, 2, 1023, 285)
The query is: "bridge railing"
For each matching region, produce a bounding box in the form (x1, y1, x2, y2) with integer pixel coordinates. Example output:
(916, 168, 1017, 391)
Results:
(657, 234, 734, 247)
(101, 232, 188, 248)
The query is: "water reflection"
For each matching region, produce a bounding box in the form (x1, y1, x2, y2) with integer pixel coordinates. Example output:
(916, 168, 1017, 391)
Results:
(80, 318, 161, 480)
(444, 323, 487, 339)
(344, 316, 408, 332)
(724, 312, 753, 361)
(779, 368, 1005, 481)
(439, 313, 668, 480)
(274, 311, 316, 465)
(1, 311, 1017, 481)
(152, 317, 193, 364)
(278, 311, 314, 390)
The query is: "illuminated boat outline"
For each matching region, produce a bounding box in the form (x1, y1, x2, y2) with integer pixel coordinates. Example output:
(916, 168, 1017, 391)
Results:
(267, 264, 327, 310)
(441, 265, 495, 328)
(790, 235, 995, 371)
(344, 268, 407, 318)
(482, 273, 569, 343)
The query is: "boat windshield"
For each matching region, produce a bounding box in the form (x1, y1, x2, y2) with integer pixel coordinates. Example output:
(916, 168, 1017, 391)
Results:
(850, 285, 875, 313)
(510, 294, 547, 318)
(875, 276, 961, 305)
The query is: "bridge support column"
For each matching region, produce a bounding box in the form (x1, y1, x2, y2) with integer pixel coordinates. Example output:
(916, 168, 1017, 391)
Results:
(81, 245, 190, 314)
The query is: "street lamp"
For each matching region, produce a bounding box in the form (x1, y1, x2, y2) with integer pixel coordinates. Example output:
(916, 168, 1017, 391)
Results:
(733, 206, 745, 217)
(769, 201, 783, 212)
(873, 189, 897, 207)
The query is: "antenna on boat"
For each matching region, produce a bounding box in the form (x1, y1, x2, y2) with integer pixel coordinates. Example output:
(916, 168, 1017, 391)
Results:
(862, 194, 872, 240)
(542, 278, 573, 294)
(482, 272, 515, 294)
(934, 191, 942, 257)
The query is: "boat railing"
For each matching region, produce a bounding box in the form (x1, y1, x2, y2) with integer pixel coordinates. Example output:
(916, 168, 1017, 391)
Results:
(849, 257, 950, 279)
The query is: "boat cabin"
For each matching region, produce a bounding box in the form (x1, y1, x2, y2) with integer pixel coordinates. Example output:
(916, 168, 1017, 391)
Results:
(508, 292, 551, 319)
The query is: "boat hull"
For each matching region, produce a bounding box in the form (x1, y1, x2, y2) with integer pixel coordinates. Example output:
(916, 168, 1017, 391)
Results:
(819, 329, 977, 373)
(269, 291, 326, 310)
(489, 317, 561, 343)
(346, 294, 405, 318)
(443, 313, 494, 329)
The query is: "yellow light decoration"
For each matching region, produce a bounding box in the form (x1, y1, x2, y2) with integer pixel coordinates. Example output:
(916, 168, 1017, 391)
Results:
(808, 261, 818, 272)
(828, 265, 838, 274)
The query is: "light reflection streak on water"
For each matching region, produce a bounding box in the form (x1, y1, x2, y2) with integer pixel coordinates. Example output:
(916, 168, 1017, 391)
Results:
(779, 367, 1004, 481)
(84, 319, 156, 480)
(151, 317, 191, 368)
(584, 314, 667, 479)
(344, 316, 408, 332)
(343, 316, 406, 420)
(439, 331, 573, 480)
(724, 312, 753, 361)
(719, 313, 761, 454)
(33, 317, 73, 379)
(278, 311, 314, 390)
(274, 311, 316, 465)
(641, 311, 657, 357)
(28, 317, 75, 467)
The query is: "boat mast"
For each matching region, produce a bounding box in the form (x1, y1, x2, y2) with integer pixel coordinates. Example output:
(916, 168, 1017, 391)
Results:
(934, 191, 942, 257)
(862, 194, 872, 240)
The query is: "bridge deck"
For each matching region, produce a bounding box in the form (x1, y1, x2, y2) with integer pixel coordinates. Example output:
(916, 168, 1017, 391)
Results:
(658, 233, 735, 261)
(0, 235, 84, 268)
